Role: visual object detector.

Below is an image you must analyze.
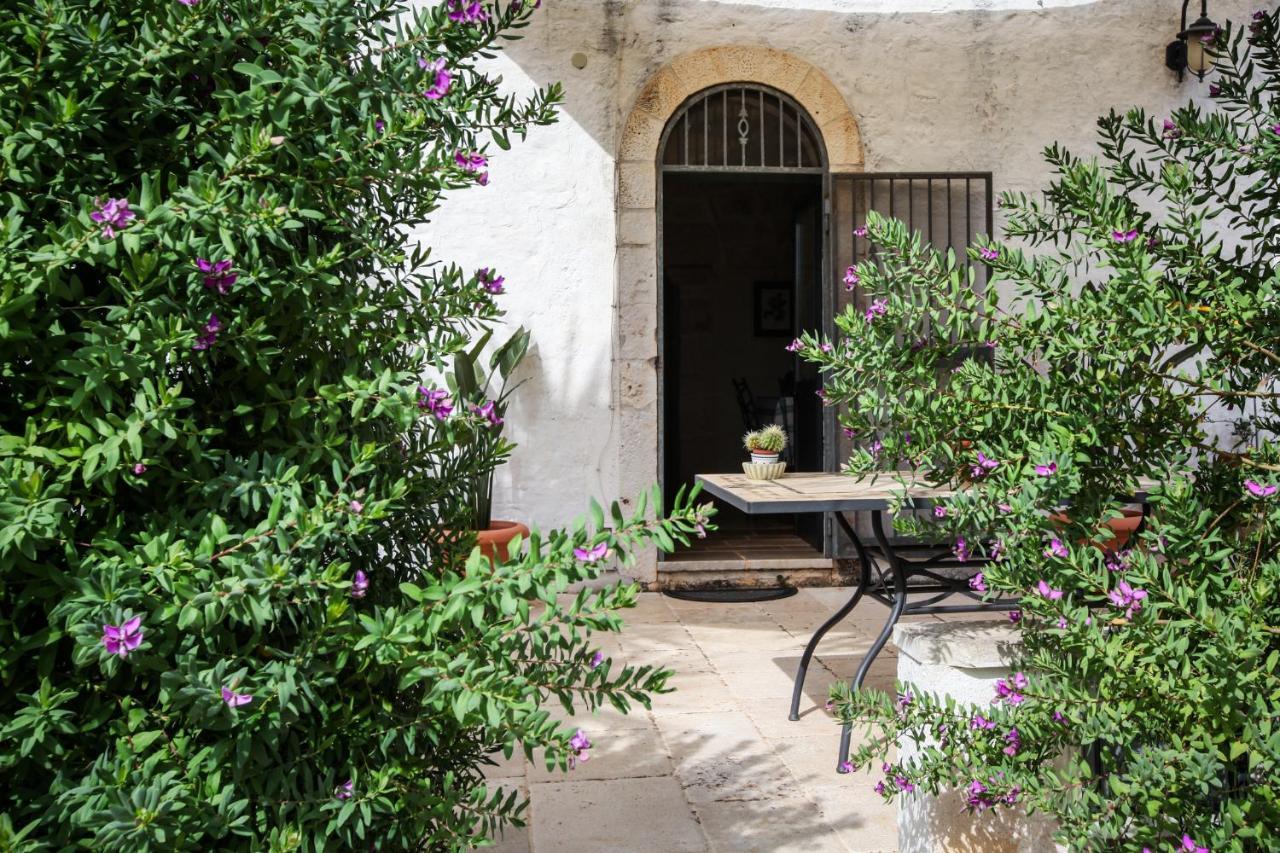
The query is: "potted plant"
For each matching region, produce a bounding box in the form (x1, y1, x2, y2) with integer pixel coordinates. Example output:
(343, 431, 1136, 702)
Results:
(447, 326, 532, 565)
(743, 424, 788, 480)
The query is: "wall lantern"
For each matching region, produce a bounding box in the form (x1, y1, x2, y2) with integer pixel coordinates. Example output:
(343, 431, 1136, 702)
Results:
(1165, 0, 1220, 81)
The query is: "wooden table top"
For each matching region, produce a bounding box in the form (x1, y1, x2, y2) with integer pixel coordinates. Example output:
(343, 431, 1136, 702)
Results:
(695, 471, 1158, 515)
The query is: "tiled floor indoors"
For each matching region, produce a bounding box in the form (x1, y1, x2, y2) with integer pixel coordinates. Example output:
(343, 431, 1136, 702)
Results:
(474, 587, 955, 853)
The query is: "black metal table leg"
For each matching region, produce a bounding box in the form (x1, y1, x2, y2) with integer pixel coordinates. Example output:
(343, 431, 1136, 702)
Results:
(836, 510, 908, 772)
(789, 512, 872, 721)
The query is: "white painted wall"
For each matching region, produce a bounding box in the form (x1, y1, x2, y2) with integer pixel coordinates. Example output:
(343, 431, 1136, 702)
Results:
(417, 0, 1253, 534)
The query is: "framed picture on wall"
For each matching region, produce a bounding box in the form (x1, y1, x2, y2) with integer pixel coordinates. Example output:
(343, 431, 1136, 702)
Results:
(753, 281, 793, 337)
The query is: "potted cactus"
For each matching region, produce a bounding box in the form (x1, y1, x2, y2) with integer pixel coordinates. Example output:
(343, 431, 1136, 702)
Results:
(742, 425, 788, 480)
(744, 424, 788, 463)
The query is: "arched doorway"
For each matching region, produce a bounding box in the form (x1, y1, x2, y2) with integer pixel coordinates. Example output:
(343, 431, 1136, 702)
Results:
(658, 84, 830, 564)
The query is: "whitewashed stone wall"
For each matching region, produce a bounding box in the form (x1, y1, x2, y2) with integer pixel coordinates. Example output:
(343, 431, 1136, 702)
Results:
(416, 0, 1253, 583)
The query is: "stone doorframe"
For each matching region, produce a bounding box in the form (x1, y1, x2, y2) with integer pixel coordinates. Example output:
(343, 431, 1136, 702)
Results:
(614, 46, 864, 585)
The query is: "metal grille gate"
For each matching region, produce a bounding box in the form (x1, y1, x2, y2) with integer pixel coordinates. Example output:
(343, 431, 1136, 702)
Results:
(826, 172, 995, 556)
(661, 83, 826, 173)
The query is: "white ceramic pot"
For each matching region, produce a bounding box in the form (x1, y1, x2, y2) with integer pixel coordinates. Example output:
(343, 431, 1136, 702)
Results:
(743, 461, 786, 480)
(749, 451, 780, 464)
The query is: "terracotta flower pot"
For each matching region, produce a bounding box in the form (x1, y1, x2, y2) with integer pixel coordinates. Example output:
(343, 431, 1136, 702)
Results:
(1050, 508, 1143, 552)
(475, 520, 530, 566)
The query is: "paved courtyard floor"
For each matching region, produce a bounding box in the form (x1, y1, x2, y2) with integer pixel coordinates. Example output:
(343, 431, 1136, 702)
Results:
(477, 587, 956, 853)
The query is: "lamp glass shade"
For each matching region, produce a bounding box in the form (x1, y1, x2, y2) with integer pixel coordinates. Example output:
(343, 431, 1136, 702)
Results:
(1183, 16, 1219, 77)
(1185, 37, 1212, 75)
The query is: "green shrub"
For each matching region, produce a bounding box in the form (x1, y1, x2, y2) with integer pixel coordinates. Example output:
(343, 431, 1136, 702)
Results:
(0, 1, 711, 849)
(801, 12, 1279, 851)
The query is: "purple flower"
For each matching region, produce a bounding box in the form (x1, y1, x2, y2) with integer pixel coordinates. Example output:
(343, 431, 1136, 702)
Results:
(196, 258, 237, 295)
(964, 779, 990, 811)
(843, 266, 859, 291)
(420, 58, 453, 100)
(1181, 836, 1208, 853)
(192, 313, 222, 351)
(477, 267, 505, 294)
(837, 760, 853, 773)
(574, 541, 608, 563)
(178, 0, 199, 5)
(1209, 83, 1221, 97)
(90, 197, 136, 239)
(1106, 549, 1132, 573)
(969, 452, 998, 479)
(1007, 610, 1021, 624)
(1034, 461, 1057, 476)
(1036, 578, 1064, 600)
(819, 342, 833, 353)
(221, 686, 253, 707)
(933, 505, 947, 518)
(1052, 710, 1066, 724)
(969, 572, 987, 593)
(1043, 538, 1068, 560)
(994, 674, 1027, 705)
(785, 338, 803, 352)
(417, 387, 454, 420)
(978, 247, 999, 261)
(1107, 579, 1147, 619)
(1162, 119, 1182, 140)
(567, 729, 592, 768)
(471, 400, 503, 427)
(954, 537, 970, 562)
(335, 779, 354, 800)
(1112, 229, 1139, 243)
(132, 463, 147, 475)
(873, 780, 886, 795)
(589, 651, 604, 669)
(375, 119, 386, 132)
(970, 715, 996, 730)
(1244, 479, 1277, 498)
(447, 0, 490, 23)
(351, 569, 369, 599)
(349, 500, 364, 514)
(1002, 727, 1021, 756)
(895, 775, 915, 793)
(102, 616, 144, 658)
(1057, 616, 1068, 629)
(997, 503, 1013, 513)
(854, 226, 868, 238)
(896, 691, 913, 710)
(863, 297, 888, 323)
(456, 150, 489, 183)
(1004, 786, 1021, 806)
(868, 440, 882, 457)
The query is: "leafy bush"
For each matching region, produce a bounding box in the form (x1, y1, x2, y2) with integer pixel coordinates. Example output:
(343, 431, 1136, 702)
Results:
(445, 326, 530, 530)
(801, 12, 1280, 851)
(0, 1, 712, 849)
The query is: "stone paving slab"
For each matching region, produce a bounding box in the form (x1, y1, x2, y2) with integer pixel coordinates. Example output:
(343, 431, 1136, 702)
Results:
(470, 590, 909, 852)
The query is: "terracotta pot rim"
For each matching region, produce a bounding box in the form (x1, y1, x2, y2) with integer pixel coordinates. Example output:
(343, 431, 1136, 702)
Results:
(477, 520, 528, 536)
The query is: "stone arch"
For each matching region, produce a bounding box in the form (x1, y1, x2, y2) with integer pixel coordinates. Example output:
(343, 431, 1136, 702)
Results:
(613, 46, 863, 586)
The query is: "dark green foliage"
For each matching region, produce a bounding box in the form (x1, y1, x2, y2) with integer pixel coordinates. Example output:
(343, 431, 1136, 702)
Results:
(0, 1, 712, 849)
(801, 13, 1280, 851)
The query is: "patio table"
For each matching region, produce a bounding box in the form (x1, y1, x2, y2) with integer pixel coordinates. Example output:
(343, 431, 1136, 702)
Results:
(694, 471, 1154, 772)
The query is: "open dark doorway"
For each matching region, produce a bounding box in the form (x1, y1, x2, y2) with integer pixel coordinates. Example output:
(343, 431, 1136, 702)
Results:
(661, 171, 825, 561)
